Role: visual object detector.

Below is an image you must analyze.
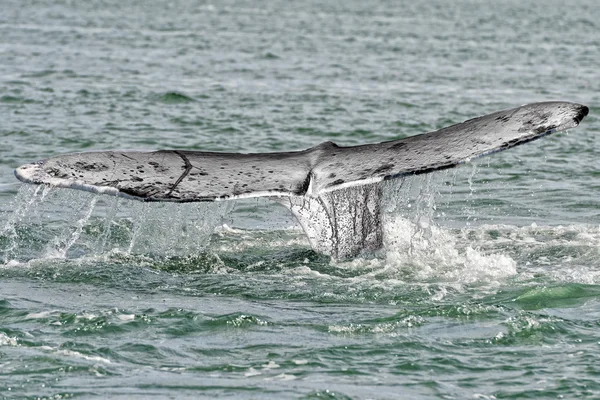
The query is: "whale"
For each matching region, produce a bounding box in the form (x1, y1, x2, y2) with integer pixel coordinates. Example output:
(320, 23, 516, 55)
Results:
(14, 101, 589, 259)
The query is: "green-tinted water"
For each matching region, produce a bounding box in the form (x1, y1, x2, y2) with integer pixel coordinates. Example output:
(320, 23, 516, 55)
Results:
(1, 0, 600, 398)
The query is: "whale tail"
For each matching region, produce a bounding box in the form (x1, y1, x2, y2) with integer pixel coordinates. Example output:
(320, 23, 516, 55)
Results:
(14, 102, 589, 259)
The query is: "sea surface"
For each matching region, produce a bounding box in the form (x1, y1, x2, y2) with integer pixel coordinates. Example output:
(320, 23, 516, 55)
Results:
(1, 0, 600, 398)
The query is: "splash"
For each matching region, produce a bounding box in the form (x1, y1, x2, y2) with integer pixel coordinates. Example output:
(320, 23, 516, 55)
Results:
(4, 171, 599, 290)
(381, 215, 517, 283)
(44, 195, 98, 259)
(1, 185, 46, 263)
(1, 185, 230, 264)
(122, 200, 230, 256)
(362, 174, 519, 284)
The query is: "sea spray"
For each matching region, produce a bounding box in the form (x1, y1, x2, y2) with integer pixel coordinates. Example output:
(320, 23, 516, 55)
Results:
(377, 173, 517, 284)
(382, 216, 517, 283)
(96, 196, 120, 254)
(1, 185, 231, 262)
(1, 185, 44, 263)
(126, 201, 150, 255)
(44, 191, 99, 259)
(465, 162, 480, 224)
(123, 201, 230, 256)
(53, 196, 98, 259)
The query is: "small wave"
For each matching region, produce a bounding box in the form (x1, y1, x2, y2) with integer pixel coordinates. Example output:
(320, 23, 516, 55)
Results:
(154, 91, 195, 104)
(495, 312, 568, 345)
(21, 69, 56, 78)
(514, 284, 600, 310)
(261, 52, 281, 60)
(328, 314, 425, 335)
(0, 95, 36, 104)
(206, 313, 270, 329)
(302, 390, 354, 400)
(53, 348, 112, 364)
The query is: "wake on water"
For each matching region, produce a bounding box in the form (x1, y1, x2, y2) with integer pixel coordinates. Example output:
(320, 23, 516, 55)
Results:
(3, 168, 600, 295)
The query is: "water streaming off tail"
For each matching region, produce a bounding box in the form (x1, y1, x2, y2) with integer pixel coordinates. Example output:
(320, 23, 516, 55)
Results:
(3, 163, 600, 287)
(1, 185, 44, 263)
(0, 185, 230, 264)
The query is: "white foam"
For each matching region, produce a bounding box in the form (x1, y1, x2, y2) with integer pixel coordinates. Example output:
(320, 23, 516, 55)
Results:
(325, 189, 518, 288)
(0, 332, 17, 346)
(54, 349, 112, 364)
(383, 215, 517, 283)
(25, 311, 53, 319)
(244, 368, 262, 377)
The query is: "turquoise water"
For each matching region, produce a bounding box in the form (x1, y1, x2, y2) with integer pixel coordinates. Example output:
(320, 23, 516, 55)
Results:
(1, 0, 600, 398)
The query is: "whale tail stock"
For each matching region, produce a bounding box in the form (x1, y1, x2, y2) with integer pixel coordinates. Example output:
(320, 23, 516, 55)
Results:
(14, 102, 589, 259)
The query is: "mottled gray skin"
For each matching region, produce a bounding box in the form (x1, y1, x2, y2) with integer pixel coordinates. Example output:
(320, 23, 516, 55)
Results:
(14, 102, 589, 259)
(275, 184, 383, 259)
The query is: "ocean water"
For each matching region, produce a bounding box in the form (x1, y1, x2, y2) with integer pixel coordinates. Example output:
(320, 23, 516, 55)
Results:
(1, 0, 600, 398)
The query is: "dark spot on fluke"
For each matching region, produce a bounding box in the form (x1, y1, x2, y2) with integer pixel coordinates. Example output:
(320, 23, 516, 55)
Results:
(495, 115, 511, 123)
(390, 142, 406, 150)
(327, 179, 345, 188)
(74, 161, 109, 171)
(575, 105, 589, 124)
(535, 124, 556, 134)
(373, 164, 394, 174)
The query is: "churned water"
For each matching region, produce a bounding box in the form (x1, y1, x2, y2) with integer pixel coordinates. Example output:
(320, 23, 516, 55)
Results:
(1, 0, 600, 398)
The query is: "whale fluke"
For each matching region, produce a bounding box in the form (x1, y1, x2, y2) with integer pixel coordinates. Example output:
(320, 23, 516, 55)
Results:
(14, 101, 589, 258)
